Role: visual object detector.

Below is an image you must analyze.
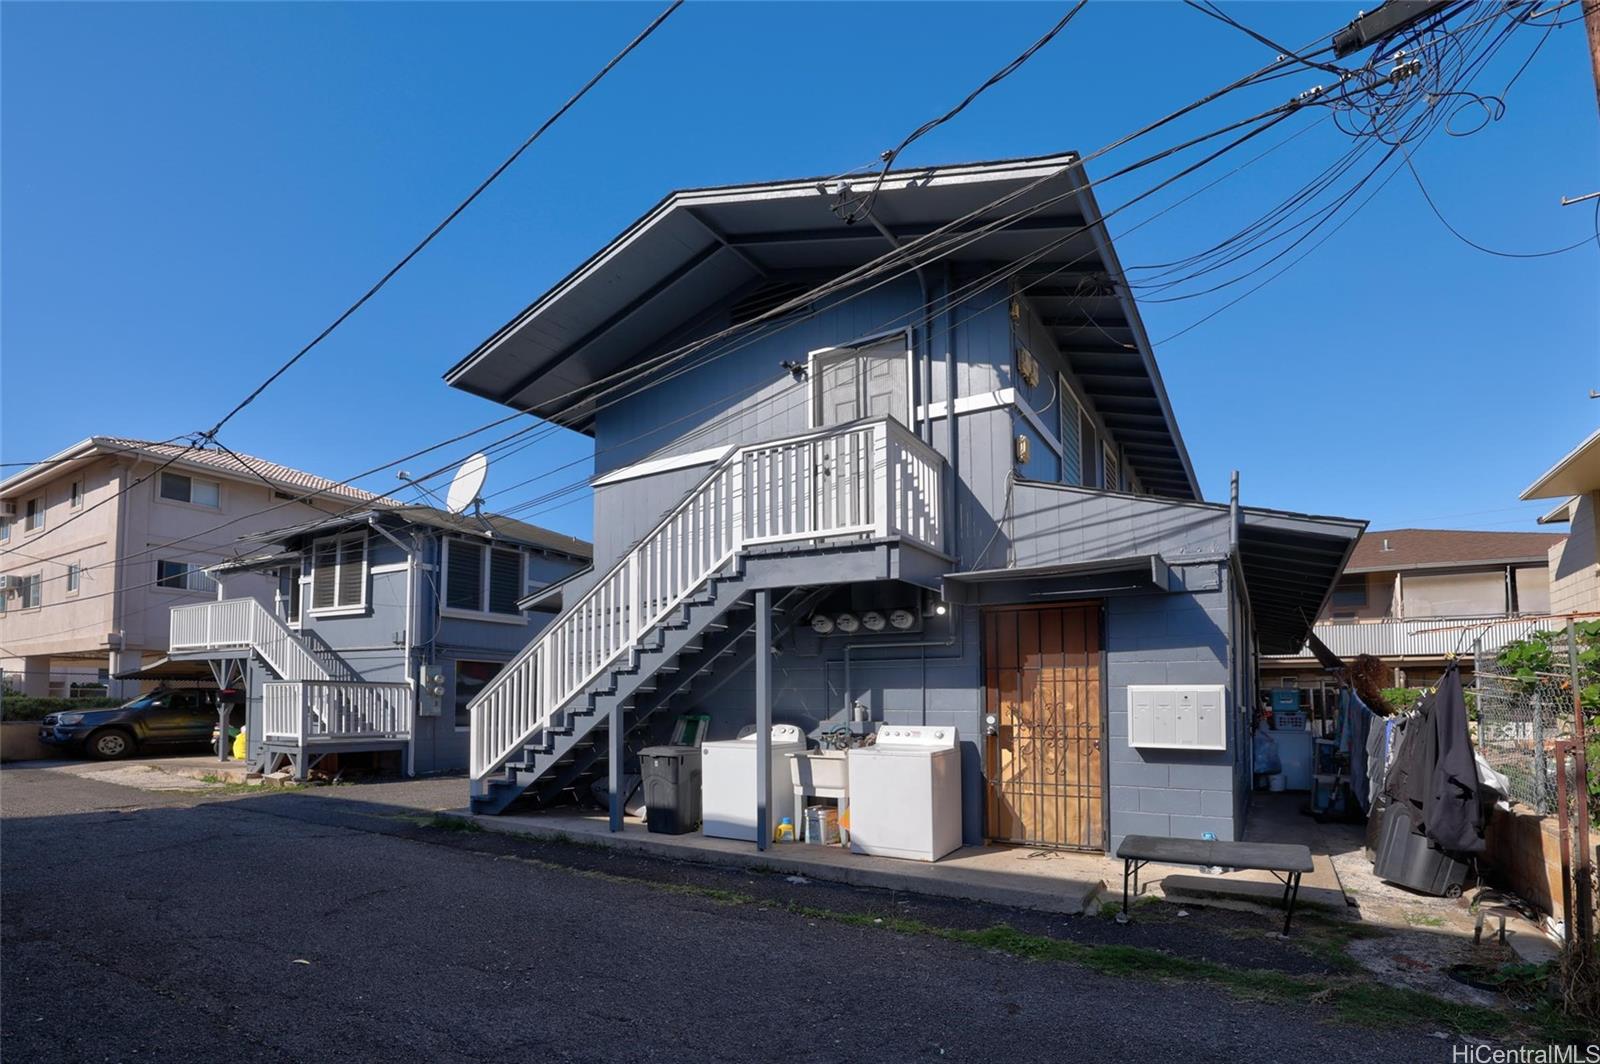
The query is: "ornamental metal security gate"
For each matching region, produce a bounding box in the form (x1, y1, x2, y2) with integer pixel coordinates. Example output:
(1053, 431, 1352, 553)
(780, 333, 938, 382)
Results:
(983, 603, 1106, 850)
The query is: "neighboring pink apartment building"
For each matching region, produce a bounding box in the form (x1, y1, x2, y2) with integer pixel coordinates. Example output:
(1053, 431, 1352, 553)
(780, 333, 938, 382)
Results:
(0, 437, 379, 697)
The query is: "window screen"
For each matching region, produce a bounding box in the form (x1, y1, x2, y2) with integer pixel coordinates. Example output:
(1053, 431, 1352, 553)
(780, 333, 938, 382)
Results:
(1058, 379, 1083, 485)
(447, 541, 484, 611)
(489, 549, 522, 615)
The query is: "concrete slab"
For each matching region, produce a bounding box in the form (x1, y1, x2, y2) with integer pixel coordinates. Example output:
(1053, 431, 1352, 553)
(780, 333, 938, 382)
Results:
(466, 810, 1107, 915)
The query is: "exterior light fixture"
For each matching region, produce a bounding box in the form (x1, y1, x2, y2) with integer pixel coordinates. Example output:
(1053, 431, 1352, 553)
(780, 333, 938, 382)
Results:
(1014, 434, 1031, 465)
(835, 612, 861, 634)
(934, 602, 948, 616)
(810, 614, 835, 635)
(861, 610, 886, 632)
(888, 608, 915, 630)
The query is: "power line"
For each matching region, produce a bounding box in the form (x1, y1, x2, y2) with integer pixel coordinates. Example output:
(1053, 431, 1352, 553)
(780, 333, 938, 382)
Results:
(833, 1, 1088, 224)
(200, 0, 684, 440)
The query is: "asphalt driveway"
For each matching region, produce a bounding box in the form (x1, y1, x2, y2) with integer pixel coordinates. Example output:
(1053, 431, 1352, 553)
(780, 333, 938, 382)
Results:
(1, 765, 1471, 1062)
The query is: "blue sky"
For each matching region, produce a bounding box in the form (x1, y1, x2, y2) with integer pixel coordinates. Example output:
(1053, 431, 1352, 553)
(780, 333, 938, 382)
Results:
(3, 2, 1596, 545)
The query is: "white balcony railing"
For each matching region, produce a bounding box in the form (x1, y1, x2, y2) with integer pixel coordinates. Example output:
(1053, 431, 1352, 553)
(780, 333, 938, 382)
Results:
(263, 681, 412, 742)
(469, 417, 944, 783)
(1267, 614, 1555, 661)
(170, 598, 329, 681)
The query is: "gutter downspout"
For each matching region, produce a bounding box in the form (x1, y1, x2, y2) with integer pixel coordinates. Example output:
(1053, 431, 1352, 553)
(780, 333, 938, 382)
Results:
(368, 518, 417, 778)
(864, 215, 936, 451)
(944, 264, 960, 565)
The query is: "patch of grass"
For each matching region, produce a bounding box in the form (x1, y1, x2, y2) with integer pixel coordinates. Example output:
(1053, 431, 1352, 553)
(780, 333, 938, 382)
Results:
(195, 774, 271, 796)
(388, 812, 484, 833)
(1403, 912, 1446, 928)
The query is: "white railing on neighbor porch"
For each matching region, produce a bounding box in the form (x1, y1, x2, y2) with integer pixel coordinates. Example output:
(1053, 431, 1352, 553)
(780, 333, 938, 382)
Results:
(262, 681, 412, 742)
(1268, 614, 1554, 661)
(171, 598, 330, 681)
(470, 417, 944, 783)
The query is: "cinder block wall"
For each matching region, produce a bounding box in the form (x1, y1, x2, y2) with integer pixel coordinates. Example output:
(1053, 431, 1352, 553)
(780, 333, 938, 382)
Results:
(1105, 562, 1239, 853)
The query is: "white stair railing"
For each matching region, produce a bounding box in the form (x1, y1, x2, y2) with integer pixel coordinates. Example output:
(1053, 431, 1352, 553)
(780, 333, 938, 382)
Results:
(470, 417, 944, 783)
(262, 681, 412, 741)
(170, 598, 330, 682)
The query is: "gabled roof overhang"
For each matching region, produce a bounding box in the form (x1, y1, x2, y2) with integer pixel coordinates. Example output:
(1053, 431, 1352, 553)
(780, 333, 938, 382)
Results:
(444, 152, 1200, 500)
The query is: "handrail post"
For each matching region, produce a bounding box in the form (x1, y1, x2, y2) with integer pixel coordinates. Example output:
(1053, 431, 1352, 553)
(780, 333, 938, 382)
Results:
(628, 556, 641, 648)
(731, 453, 745, 550)
(873, 422, 891, 539)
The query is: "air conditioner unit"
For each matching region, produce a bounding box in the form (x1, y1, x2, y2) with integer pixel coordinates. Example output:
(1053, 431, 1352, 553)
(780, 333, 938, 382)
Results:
(0, 500, 16, 517)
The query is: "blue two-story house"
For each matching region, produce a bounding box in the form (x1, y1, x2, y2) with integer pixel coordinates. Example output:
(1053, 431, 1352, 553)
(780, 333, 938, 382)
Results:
(167, 504, 589, 778)
(443, 152, 1364, 853)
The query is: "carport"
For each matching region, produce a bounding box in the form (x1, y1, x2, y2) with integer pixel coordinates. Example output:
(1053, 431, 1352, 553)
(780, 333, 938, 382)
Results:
(112, 657, 243, 761)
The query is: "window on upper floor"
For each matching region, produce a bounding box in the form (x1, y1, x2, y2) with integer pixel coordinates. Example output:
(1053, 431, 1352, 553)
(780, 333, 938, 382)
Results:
(0, 519, 9, 542)
(443, 539, 524, 616)
(66, 563, 81, 594)
(1329, 579, 1368, 617)
(1102, 442, 1121, 494)
(16, 572, 42, 609)
(309, 533, 366, 613)
(1057, 375, 1084, 486)
(69, 480, 83, 509)
(159, 472, 220, 508)
(156, 560, 217, 594)
(810, 335, 911, 430)
(24, 497, 42, 532)
(1079, 413, 1100, 488)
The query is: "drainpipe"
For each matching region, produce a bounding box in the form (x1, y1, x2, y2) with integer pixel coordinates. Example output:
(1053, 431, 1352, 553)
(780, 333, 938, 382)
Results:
(368, 517, 417, 778)
(865, 215, 936, 450)
(839, 605, 963, 725)
(944, 265, 960, 565)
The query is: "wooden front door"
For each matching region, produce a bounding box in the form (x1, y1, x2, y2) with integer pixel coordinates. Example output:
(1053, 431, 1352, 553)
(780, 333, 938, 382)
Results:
(983, 603, 1105, 850)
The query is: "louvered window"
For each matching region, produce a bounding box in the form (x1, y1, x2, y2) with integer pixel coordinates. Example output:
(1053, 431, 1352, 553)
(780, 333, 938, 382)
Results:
(309, 533, 366, 612)
(1103, 443, 1120, 494)
(489, 549, 522, 615)
(444, 538, 525, 616)
(446, 541, 484, 610)
(1058, 376, 1083, 485)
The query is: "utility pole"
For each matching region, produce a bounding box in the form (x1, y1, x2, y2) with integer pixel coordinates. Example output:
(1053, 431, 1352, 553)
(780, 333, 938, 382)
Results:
(1585, 0, 1600, 115)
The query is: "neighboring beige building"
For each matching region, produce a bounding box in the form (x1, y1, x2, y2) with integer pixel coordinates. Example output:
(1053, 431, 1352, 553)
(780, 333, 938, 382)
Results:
(0, 437, 380, 697)
(1522, 426, 1600, 617)
(1262, 527, 1563, 688)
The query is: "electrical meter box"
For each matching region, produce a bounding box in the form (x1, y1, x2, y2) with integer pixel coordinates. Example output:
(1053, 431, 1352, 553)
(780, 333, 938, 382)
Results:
(1127, 685, 1227, 751)
(418, 665, 446, 717)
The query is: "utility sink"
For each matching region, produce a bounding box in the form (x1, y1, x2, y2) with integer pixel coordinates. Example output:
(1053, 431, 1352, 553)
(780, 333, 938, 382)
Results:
(788, 750, 848, 793)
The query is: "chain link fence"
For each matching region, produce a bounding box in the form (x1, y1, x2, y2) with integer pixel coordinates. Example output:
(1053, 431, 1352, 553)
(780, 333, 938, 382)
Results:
(1472, 633, 1578, 815)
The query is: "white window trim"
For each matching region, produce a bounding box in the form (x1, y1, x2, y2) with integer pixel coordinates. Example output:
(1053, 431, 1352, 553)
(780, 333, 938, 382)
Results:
(69, 480, 84, 510)
(805, 329, 916, 430)
(65, 562, 81, 596)
(157, 471, 223, 512)
(23, 497, 44, 535)
(440, 537, 528, 623)
(16, 571, 43, 611)
(154, 559, 218, 595)
(307, 531, 368, 616)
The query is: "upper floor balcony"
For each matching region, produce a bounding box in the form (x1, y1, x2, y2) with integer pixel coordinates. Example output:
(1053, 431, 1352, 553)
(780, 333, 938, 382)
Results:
(1264, 613, 1554, 662)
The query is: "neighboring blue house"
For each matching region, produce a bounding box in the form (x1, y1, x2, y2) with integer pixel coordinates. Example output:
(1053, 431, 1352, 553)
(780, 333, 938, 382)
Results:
(443, 152, 1364, 853)
(168, 505, 589, 778)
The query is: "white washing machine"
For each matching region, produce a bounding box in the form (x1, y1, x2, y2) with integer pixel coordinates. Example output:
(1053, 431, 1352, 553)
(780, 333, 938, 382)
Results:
(701, 724, 808, 842)
(847, 725, 962, 862)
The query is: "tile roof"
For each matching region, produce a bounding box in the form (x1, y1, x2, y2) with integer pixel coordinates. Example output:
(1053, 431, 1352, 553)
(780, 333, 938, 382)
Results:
(95, 437, 384, 504)
(1345, 528, 1565, 572)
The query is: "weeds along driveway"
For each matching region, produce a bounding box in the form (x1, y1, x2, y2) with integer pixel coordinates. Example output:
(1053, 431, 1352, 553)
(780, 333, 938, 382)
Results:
(0, 766, 1574, 1061)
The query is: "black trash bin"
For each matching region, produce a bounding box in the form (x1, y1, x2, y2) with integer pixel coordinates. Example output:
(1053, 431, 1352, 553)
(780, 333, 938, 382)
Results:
(1372, 801, 1469, 897)
(640, 745, 701, 835)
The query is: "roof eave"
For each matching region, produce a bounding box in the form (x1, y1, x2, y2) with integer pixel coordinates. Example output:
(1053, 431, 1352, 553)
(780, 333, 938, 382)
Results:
(1521, 427, 1600, 500)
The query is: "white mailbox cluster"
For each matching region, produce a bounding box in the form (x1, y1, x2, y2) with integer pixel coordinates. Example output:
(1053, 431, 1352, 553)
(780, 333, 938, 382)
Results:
(1127, 684, 1227, 751)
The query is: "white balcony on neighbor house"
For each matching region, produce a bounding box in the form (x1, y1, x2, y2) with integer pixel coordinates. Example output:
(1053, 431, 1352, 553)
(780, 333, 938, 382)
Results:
(1266, 614, 1556, 662)
(262, 680, 412, 745)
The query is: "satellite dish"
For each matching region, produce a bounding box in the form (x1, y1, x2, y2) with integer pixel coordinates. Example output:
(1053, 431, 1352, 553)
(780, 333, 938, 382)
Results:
(445, 453, 489, 515)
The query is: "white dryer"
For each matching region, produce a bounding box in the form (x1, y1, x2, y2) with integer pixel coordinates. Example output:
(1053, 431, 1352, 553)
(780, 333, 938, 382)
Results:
(701, 724, 808, 842)
(847, 725, 962, 861)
